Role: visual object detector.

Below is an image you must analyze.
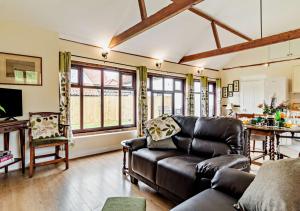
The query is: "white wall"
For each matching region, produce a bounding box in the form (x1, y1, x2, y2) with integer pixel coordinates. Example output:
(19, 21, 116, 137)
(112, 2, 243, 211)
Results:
(0, 21, 221, 172)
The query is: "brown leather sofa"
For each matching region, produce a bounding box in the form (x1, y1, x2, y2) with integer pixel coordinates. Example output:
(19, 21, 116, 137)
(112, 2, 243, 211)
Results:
(124, 116, 250, 203)
(171, 168, 255, 211)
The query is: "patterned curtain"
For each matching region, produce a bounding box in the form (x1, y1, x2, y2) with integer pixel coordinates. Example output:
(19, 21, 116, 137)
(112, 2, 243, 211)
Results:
(137, 66, 148, 137)
(186, 74, 194, 116)
(216, 78, 222, 116)
(200, 76, 208, 117)
(59, 51, 73, 141)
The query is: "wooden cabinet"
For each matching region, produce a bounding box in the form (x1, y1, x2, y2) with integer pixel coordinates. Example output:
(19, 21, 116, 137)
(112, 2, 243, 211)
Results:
(292, 66, 300, 93)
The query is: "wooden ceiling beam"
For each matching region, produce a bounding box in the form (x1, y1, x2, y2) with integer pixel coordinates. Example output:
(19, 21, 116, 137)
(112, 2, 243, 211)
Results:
(179, 28, 300, 63)
(109, 0, 204, 48)
(138, 0, 147, 20)
(188, 7, 252, 41)
(211, 21, 221, 49)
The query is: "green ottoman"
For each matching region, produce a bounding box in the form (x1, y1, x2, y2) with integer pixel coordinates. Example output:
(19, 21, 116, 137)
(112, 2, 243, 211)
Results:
(102, 197, 146, 211)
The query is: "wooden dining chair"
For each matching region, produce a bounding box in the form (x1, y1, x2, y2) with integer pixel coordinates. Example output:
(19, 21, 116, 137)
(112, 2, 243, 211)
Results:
(28, 112, 69, 178)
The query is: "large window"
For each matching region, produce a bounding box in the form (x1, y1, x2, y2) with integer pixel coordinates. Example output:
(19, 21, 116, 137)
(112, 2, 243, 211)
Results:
(208, 82, 216, 117)
(70, 63, 136, 133)
(194, 81, 201, 117)
(147, 75, 184, 119)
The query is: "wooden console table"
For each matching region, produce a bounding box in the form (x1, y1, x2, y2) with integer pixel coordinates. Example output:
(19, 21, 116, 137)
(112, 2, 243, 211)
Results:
(0, 120, 28, 174)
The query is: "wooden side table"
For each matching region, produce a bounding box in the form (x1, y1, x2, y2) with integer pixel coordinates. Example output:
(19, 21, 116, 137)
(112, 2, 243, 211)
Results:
(121, 141, 129, 175)
(0, 120, 28, 174)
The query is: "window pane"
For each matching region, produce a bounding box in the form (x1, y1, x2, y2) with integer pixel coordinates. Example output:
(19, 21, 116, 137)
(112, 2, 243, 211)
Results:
(147, 78, 150, 89)
(104, 89, 119, 127)
(152, 77, 163, 90)
(164, 94, 173, 115)
(104, 70, 119, 87)
(194, 81, 201, 93)
(209, 94, 215, 117)
(71, 68, 78, 84)
(174, 93, 183, 115)
(83, 68, 101, 86)
(83, 89, 101, 129)
(194, 93, 201, 117)
(121, 90, 134, 125)
(122, 74, 133, 87)
(153, 93, 163, 118)
(164, 78, 174, 91)
(70, 88, 80, 130)
(209, 83, 215, 92)
(175, 80, 182, 91)
(147, 91, 151, 120)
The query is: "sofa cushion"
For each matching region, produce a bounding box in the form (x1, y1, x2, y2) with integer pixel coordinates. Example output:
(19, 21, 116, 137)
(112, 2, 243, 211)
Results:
(156, 155, 205, 200)
(172, 135, 193, 154)
(171, 189, 237, 211)
(172, 115, 198, 138)
(191, 138, 231, 158)
(132, 149, 182, 182)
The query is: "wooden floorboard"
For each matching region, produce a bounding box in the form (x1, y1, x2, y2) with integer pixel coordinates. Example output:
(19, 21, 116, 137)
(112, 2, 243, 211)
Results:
(0, 150, 175, 211)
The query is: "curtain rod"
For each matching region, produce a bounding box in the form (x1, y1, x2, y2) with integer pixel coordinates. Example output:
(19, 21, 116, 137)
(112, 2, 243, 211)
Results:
(71, 54, 218, 80)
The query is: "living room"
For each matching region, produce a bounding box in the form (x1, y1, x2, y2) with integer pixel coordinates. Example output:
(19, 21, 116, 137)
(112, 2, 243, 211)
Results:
(0, 1, 299, 211)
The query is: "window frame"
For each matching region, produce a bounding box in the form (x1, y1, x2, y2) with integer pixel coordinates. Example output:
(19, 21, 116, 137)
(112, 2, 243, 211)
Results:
(71, 62, 136, 134)
(147, 73, 185, 119)
(208, 81, 217, 117)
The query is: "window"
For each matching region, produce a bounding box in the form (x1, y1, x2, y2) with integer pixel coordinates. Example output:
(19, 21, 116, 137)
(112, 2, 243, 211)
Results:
(208, 82, 216, 117)
(70, 63, 136, 133)
(194, 81, 201, 117)
(147, 75, 184, 119)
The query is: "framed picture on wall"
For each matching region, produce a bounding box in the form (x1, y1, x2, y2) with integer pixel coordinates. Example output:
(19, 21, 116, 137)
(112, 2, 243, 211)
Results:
(222, 87, 228, 98)
(233, 80, 239, 92)
(228, 84, 233, 92)
(0, 52, 42, 86)
(228, 92, 233, 97)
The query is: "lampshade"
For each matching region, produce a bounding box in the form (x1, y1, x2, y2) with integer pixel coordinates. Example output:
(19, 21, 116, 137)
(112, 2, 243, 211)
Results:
(226, 103, 233, 110)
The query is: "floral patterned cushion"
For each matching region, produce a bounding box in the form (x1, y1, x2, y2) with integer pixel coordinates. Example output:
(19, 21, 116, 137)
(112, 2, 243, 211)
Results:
(145, 114, 181, 141)
(30, 114, 61, 139)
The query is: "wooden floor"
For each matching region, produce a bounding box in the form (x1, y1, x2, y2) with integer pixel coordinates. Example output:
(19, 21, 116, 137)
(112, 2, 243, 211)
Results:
(0, 150, 175, 211)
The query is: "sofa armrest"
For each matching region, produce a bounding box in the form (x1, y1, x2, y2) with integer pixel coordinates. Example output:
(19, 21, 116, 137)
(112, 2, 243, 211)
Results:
(196, 154, 250, 179)
(124, 137, 147, 151)
(211, 168, 255, 199)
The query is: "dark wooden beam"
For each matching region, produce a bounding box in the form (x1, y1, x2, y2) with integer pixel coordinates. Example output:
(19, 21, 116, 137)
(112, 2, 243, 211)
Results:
(179, 28, 300, 63)
(188, 7, 252, 41)
(138, 0, 147, 20)
(211, 21, 221, 49)
(109, 0, 204, 48)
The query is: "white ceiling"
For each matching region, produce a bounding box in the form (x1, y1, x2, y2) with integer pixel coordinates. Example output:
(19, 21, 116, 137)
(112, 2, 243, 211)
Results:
(0, 0, 300, 69)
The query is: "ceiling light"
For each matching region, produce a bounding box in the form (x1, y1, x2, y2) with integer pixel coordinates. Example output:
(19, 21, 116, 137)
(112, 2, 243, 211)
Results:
(101, 47, 110, 59)
(263, 63, 269, 68)
(197, 67, 205, 75)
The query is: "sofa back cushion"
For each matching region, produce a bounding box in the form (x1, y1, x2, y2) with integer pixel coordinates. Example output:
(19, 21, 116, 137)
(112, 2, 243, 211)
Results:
(172, 115, 198, 153)
(191, 117, 244, 157)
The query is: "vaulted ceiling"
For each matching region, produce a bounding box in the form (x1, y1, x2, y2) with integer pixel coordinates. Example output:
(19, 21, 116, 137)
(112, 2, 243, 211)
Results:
(0, 0, 300, 69)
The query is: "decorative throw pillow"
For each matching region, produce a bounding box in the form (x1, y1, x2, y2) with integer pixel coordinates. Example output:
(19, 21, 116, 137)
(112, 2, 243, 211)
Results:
(146, 135, 177, 150)
(145, 114, 181, 141)
(234, 158, 300, 211)
(30, 115, 61, 139)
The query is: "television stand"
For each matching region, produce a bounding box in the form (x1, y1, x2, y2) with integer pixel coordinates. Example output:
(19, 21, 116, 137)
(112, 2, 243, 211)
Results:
(4, 117, 18, 121)
(0, 120, 28, 174)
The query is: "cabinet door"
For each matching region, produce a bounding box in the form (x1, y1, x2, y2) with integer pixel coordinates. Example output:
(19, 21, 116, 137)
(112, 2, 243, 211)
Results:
(240, 80, 264, 114)
(292, 66, 300, 93)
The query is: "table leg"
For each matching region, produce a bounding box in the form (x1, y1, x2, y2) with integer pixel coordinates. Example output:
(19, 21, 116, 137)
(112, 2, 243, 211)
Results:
(4, 132, 10, 173)
(122, 147, 128, 175)
(247, 129, 251, 160)
(269, 135, 275, 160)
(19, 129, 26, 174)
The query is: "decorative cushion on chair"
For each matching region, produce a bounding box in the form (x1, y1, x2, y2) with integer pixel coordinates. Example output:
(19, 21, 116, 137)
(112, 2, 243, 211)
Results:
(30, 114, 61, 139)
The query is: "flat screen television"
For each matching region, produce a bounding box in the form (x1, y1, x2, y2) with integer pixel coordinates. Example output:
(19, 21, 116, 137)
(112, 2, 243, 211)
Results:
(0, 88, 23, 120)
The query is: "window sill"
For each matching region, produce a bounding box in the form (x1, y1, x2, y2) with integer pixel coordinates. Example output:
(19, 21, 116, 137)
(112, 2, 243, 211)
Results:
(73, 127, 137, 137)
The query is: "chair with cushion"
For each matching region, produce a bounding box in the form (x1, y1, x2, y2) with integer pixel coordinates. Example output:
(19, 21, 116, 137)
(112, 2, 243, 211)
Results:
(28, 112, 69, 177)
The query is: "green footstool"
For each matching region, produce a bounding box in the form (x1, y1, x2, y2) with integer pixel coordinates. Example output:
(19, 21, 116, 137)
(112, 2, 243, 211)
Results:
(102, 197, 146, 211)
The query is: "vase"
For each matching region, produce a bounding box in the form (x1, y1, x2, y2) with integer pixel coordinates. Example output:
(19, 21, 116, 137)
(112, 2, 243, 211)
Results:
(267, 115, 275, 126)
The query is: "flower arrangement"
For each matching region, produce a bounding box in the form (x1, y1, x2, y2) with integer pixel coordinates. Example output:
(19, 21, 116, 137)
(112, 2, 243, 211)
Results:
(258, 95, 289, 115)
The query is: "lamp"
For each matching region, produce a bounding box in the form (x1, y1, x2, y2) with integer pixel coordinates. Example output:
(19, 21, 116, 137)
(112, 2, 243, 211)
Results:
(155, 59, 163, 68)
(226, 103, 233, 116)
(101, 47, 110, 59)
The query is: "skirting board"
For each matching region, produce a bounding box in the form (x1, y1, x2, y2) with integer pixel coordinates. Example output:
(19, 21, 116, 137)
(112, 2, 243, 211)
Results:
(69, 145, 122, 159)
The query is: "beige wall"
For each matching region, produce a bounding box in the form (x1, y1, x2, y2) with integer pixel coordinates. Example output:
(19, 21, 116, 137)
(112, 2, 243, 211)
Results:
(220, 45, 300, 112)
(0, 21, 221, 172)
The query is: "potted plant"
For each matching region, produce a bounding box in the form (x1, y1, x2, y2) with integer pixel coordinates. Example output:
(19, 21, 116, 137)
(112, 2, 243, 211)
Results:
(0, 104, 5, 116)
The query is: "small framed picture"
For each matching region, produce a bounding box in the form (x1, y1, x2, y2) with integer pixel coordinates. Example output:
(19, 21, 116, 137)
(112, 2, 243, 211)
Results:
(228, 84, 233, 92)
(228, 92, 233, 97)
(222, 87, 228, 98)
(233, 80, 239, 92)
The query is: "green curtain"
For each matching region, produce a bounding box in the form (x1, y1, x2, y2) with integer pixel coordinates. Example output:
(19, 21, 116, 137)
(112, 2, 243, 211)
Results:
(59, 52, 72, 141)
(137, 66, 148, 137)
(200, 76, 208, 117)
(216, 78, 222, 116)
(186, 74, 194, 116)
